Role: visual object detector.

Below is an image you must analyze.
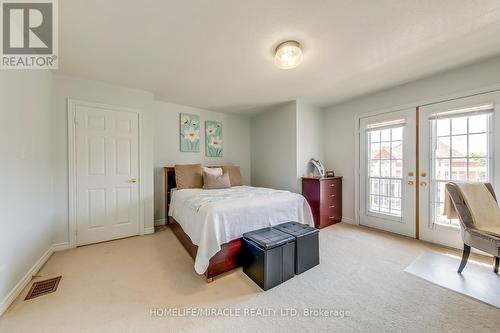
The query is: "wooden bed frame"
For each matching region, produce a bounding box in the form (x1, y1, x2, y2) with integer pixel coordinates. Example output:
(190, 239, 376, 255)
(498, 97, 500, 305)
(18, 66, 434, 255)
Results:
(164, 167, 243, 282)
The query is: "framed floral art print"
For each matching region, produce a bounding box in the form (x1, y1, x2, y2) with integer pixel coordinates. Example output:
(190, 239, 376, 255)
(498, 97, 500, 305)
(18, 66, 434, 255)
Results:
(205, 120, 223, 157)
(180, 113, 200, 152)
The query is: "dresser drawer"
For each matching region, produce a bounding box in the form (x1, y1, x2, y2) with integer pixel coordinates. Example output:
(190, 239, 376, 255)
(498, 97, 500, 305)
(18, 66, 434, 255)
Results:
(320, 215, 342, 227)
(320, 203, 341, 220)
(323, 191, 340, 204)
(321, 202, 340, 213)
(321, 178, 341, 196)
(319, 209, 342, 228)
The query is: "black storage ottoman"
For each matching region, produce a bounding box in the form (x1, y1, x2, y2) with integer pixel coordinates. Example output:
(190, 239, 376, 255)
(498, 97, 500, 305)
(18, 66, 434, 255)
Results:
(273, 222, 319, 274)
(242, 227, 295, 290)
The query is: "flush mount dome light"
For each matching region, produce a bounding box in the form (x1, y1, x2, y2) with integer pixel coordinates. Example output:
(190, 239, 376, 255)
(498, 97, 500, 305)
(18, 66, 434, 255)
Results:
(274, 40, 303, 69)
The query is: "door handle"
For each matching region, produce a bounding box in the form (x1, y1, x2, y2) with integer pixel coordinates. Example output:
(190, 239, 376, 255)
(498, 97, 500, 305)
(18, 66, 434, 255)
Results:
(407, 181, 414, 186)
(129, 178, 138, 183)
(421, 172, 427, 177)
(420, 181, 427, 187)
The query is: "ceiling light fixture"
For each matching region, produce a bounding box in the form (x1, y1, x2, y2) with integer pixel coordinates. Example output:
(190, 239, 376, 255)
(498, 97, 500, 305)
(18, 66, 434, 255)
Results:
(274, 40, 303, 69)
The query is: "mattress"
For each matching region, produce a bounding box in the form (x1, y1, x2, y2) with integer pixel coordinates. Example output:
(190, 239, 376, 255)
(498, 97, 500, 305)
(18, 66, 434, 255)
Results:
(168, 185, 314, 274)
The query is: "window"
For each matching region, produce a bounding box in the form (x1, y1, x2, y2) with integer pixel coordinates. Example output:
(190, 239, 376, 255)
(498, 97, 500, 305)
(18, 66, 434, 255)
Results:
(430, 111, 493, 227)
(367, 126, 404, 218)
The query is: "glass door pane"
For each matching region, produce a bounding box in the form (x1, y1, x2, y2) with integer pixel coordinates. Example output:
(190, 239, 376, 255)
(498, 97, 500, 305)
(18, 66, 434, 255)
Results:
(430, 113, 492, 227)
(367, 126, 404, 218)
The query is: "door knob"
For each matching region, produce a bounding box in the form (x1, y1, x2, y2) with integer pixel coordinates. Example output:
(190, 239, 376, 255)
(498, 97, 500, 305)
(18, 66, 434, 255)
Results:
(408, 171, 414, 177)
(420, 181, 427, 187)
(129, 178, 137, 183)
(407, 181, 414, 185)
(421, 172, 427, 177)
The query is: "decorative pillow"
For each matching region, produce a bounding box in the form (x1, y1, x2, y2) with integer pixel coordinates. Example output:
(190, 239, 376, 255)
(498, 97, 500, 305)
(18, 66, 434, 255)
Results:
(203, 171, 231, 189)
(203, 167, 223, 177)
(222, 166, 243, 186)
(175, 164, 203, 189)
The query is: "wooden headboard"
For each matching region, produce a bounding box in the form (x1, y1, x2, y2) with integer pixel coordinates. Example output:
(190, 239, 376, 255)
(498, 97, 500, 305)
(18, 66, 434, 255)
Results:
(164, 166, 222, 223)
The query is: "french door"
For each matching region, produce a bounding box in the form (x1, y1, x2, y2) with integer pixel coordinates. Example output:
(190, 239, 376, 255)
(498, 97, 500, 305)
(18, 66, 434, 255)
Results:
(419, 92, 500, 248)
(358, 91, 499, 248)
(359, 108, 417, 238)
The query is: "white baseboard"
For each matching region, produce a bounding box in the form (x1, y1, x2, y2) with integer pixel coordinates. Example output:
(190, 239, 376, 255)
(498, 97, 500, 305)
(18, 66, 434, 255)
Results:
(154, 218, 166, 227)
(52, 242, 70, 252)
(341, 217, 356, 225)
(0, 242, 69, 317)
(144, 226, 155, 234)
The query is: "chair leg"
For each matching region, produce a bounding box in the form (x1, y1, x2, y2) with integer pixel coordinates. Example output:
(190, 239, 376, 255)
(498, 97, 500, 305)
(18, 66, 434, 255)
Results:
(458, 244, 471, 273)
(494, 257, 499, 274)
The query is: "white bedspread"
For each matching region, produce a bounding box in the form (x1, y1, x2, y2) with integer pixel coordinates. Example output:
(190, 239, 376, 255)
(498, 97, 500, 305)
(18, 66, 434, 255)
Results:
(168, 186, 314, 274)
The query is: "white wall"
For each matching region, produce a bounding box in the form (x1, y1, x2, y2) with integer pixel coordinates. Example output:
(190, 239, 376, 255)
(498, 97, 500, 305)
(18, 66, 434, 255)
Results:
(153, 101, 251, 221)
(296, 100, 325, 190)
(0, 71, 55, 310)
(52, 74, 156, 242)
(250, 100, 325, 193)
(324, 55, 500, 224)
(251, 101, 298, 192)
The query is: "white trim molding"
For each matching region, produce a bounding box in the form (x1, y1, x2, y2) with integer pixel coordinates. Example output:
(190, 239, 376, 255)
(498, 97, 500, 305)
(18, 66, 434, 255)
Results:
(0, 243, 69, 317)
(67, 98, 144, 247)
(144, 226, 155, 234)
(154, 218, 166, 227)
(341, 217, 355, 225)
(51, 242, 70, 252)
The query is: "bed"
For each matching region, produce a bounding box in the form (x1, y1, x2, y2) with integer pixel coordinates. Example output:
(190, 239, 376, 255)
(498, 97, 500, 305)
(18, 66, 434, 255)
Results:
(164, 167, 314, 282)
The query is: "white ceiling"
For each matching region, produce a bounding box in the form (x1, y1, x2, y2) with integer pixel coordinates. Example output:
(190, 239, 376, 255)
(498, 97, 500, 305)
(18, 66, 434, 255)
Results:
(59, 0, 500, 114)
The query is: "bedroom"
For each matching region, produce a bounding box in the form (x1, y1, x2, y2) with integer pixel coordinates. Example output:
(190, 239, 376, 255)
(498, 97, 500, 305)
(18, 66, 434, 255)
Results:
(1, 1, 500, 332)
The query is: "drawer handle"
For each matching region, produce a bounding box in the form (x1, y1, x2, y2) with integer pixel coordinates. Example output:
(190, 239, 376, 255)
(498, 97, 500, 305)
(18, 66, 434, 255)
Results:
(329, 216, 336, 219)
(329, 205, 335, 208)
(330, 184, 335, 187)
(329, 194, 335, 197)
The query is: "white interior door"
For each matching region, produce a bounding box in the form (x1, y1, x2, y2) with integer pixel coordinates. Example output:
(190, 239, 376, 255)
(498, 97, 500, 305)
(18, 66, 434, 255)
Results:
(74, 104, 140, 246)
(359, 108, 417, 238)
(419, 92, 500, 249)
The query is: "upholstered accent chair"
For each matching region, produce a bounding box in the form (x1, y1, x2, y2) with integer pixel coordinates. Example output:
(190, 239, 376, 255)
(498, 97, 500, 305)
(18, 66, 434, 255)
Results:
(445, 182, 500, 274)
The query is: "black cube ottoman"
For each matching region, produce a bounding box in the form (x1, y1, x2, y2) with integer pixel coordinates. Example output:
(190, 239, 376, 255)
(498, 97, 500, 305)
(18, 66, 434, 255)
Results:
(273, 222, 319, 274)
(242, 227, 295, 290)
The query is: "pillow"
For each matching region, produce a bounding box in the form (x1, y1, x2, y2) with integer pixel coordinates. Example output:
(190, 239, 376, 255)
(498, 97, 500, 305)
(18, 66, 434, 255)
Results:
(175, 164, 203, 189)
(222, 166, 243, 186)
(203, 167, 223, 177)
(203, 171, 231, 189)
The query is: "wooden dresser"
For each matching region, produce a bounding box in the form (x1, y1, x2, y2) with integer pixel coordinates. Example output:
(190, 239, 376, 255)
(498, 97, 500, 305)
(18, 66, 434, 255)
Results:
(301, 177, 342, 229)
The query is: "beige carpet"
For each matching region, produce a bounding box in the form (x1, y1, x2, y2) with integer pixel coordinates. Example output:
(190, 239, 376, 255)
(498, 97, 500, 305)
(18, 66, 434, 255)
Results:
(0, 223, 499, 333)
